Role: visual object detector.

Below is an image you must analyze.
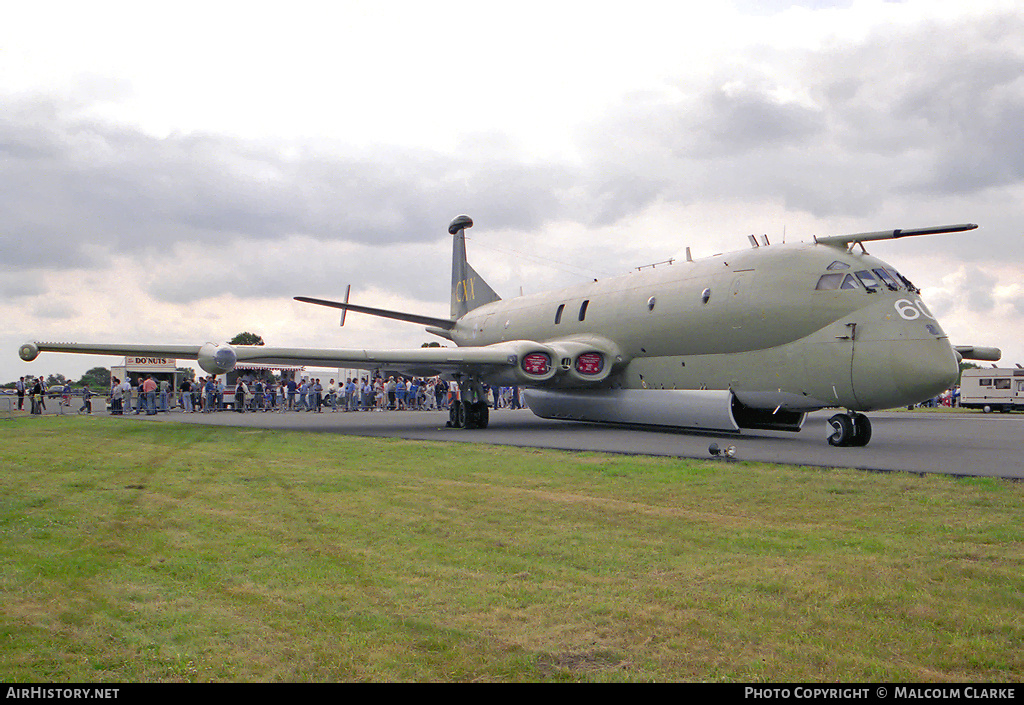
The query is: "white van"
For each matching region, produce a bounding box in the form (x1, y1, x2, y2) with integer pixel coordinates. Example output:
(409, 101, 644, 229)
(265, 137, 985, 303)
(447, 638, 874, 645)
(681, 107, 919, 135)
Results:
(959, 367, 1024, 412)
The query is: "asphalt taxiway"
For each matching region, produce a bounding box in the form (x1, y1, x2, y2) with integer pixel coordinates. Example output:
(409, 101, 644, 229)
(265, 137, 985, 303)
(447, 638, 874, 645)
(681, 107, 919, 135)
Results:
(133, 406, 1024, 479)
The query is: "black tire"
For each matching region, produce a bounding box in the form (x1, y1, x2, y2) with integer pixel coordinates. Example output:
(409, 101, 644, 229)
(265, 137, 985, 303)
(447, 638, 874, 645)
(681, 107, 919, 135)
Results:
(851, 413, 872, 447)
(464, 401, 479, 429)
(828, 414, 854, 447)
(449, 400, 465, 428)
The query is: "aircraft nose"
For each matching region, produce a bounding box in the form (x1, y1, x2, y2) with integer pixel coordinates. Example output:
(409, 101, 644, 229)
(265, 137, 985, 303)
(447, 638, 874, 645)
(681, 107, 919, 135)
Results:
(889, 338, 959, 404)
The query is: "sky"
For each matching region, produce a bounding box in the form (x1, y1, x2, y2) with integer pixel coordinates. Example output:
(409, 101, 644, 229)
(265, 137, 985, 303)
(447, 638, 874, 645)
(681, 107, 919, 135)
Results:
(3, 0, 1023, 384)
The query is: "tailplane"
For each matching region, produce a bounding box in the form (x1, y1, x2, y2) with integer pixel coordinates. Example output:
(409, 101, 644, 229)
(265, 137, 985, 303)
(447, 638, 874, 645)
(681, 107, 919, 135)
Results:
(449, 215, 501, 319)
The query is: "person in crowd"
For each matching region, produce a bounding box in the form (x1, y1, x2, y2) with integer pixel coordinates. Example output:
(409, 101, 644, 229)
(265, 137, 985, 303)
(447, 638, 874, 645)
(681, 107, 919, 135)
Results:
(79, 385, 93, 414)
(141, 375, 158, 415)
(344, 378, 354, 411)
(31, 377, 43, 415)
(234, 378, 247, 413)
(110, 377, 122, 414)
(435, 377, 446, 410)
(408, 378, 419, 410)
(122, 378, 133, 414)
(37, 377, 48, 413)
(180, 378, 193, 413)
(204, 377, 217, 413)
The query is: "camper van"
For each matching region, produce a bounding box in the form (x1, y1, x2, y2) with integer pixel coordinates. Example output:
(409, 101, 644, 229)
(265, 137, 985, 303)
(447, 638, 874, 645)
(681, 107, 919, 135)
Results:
(959, 367, 1024, 412)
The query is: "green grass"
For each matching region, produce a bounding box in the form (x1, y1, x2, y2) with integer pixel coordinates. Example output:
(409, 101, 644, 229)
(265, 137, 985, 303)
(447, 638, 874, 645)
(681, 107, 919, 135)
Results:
(1, 416, 1022, 682)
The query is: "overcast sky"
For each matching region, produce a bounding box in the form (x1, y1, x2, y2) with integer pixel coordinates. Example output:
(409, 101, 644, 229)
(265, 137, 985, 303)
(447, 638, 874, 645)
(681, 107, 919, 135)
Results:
(3, 0, 1023, 384)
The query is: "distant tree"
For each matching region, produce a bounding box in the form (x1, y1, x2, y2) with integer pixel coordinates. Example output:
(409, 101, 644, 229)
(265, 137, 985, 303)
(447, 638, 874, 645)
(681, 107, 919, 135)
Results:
(46, 373, 68, 388)
(176, 367, 196, 382)
(421, 342, 441, 348)
(230, 332, 265, 346)
(77, 367, 111, 388)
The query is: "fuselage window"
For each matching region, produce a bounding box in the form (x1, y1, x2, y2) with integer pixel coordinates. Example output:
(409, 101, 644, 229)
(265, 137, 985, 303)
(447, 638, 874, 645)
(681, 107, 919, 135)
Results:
(855, 270, 879, 291)
(827, 261, 850, 270)
(578, 300, 590, 321)
(554, 304, 565, 324)
(872, 268, 899, 290)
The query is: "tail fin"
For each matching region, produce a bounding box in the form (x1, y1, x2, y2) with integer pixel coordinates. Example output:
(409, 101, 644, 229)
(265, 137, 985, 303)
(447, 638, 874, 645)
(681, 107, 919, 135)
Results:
(449, 215, 501, 319)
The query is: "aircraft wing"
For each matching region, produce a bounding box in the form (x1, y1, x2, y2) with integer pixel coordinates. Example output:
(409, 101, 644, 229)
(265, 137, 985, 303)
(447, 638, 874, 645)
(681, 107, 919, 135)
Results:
(21, 334, 623, 386)
(19, 339, 563, 384)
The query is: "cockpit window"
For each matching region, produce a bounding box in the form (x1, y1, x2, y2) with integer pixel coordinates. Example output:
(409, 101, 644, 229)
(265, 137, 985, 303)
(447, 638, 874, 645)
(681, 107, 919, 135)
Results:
(815, 273, 844, 290)
(815, 273, 861, 290)
(887, 268, 920, 293)
(855, 270, 879, 291)
(872, 268, 900, 290)
(827, 261, 850, 270)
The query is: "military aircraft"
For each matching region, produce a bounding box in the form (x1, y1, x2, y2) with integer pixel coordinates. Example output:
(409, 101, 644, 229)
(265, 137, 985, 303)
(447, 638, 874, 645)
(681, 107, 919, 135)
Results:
(19, 215, 1000, 447)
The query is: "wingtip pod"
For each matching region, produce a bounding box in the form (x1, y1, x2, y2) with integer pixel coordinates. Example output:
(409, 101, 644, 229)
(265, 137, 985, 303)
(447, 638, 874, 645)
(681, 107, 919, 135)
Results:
(18, 342, 39, 362)
(197, 343, 237, 375)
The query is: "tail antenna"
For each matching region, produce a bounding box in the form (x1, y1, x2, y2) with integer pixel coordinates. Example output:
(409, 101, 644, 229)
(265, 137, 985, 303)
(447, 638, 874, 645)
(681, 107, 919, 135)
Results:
(449, 214, 473, 235)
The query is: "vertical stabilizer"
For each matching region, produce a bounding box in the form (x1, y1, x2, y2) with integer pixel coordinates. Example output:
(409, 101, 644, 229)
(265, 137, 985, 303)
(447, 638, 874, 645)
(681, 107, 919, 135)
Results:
(449, 215, 501, 319)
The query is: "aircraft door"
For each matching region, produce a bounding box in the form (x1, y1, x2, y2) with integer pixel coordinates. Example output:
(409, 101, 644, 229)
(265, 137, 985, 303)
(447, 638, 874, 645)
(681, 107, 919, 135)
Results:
(821, 320, 859, 409)
(725, 272, 754, 350)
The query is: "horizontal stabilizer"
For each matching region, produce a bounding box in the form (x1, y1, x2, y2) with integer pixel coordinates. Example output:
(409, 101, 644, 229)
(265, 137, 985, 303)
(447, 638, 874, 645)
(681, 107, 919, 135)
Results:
(294, 296, 457, 330)
(815, 223, 978, 249)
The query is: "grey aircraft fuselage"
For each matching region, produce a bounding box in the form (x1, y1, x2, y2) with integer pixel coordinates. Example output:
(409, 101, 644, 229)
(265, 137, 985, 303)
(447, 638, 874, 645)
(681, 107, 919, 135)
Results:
(447, 240, 958, 414)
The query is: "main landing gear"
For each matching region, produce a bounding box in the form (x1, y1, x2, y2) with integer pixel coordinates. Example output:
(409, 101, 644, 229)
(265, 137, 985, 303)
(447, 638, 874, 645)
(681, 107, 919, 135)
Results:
(446, 376, 489, 429)
(447, 399, 489, 429)
(827, 411, 872, 447)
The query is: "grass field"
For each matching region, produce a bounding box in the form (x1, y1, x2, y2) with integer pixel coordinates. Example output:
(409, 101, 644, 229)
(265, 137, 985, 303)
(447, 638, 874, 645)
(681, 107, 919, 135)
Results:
(1, 416, 1022, 682)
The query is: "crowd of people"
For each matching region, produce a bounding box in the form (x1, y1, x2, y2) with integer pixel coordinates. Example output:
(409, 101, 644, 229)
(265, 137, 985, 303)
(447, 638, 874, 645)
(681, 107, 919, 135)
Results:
(108, 374, 525, 414)
(10, 372, 526, 416)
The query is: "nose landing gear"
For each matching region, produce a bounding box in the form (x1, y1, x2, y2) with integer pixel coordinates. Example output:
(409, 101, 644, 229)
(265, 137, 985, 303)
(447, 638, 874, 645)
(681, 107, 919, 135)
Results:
(827, 412, 872, 447)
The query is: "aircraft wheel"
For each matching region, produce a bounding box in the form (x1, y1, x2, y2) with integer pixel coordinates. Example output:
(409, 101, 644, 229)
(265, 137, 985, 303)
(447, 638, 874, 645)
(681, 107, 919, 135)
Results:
(851, 413, 872, 447)
(449, 400, 465, 428)
(475, 401, 489, 429)
(464, 402, 480, 429)
(827, 414, 854, 447)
